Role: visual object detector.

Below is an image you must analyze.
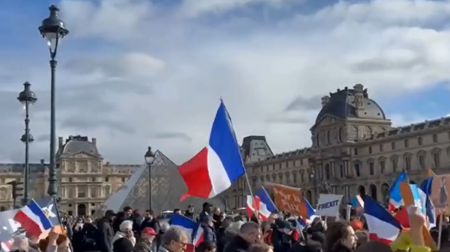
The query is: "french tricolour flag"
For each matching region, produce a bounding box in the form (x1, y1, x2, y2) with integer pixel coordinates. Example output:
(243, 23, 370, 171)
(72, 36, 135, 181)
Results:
(246, 187, 277, 221)
(388, 171, 407, 212)
(419, 176, 436, 229)
(179, 100, 246, 200)
(170, 214, 204, 247)
(364, 196, 401, 244)
(13, 199, 52, 237)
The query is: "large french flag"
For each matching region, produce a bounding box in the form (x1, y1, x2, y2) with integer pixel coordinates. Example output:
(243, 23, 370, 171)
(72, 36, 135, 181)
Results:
(388, 171, 407, 212)
(364, 196, 401, 244)
(170, 214, 204, 247)
(246, 188, 277, 221)
(179, 101, 246, 200)
(13, 199, 52, 237)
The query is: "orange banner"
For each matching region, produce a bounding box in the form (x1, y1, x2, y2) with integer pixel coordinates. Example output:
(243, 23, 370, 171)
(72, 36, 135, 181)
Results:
(265, 183, 304, 217)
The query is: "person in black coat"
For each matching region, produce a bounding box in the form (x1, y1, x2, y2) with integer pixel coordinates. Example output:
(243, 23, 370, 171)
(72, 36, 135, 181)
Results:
(113, 211, 126, 233)
(97, 210, 115, 252)
(184, 204, 196, 220)
(141, 210, 161, 233)
(201, 215, 217, 243)
(216, 217, 232, 252)
(272, 221, 296, 252)
(223, 222, 260, 252)
(199, 202, 213, 222)
(324, 220, 356, 252)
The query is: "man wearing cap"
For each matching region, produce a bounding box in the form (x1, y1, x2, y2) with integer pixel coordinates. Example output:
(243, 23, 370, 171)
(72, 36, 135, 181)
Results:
(134, 227, 157, 252)
(200, 215, 216, 243)
(199, 202, 213, 222)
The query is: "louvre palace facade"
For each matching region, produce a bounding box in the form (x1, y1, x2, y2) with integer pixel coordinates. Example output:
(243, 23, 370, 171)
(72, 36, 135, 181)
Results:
(0, 136, 139, 215)
(223, 84, 450, 210)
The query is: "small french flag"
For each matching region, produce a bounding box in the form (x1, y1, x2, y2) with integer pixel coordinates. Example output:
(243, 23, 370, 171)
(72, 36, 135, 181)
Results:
(389, 171, 407, 211)
(246, 188, 277, 221)
(364, 196, 401, 244)
(179, 100, 246, 200)
(13, 199, 52, 237)
(170, 214, 204, 247)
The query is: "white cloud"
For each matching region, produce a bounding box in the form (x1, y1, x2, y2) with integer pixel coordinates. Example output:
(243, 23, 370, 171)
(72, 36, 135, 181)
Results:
(1, 0, 450, 164)
(179, 0, 304, 17)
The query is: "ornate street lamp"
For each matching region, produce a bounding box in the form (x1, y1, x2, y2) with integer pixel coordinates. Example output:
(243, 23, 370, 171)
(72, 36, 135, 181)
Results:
(145, 147, 155, 210)
(18, 82, 37, 205)
(38, 5, 69, 197)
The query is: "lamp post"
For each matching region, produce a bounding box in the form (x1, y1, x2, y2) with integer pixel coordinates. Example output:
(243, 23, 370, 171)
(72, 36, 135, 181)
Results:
(18, 82, 37, 206)
(310, 170, 317, 205)
(145, 147, 155, 210)
(38, 5, 69, 197)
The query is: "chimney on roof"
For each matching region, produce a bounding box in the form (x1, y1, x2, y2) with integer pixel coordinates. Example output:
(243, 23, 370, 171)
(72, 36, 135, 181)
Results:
(92, 138, 97, 146)
(353, 84, 364, 116)
(321, 96, 330, 107)
(58, 137, 63, 148)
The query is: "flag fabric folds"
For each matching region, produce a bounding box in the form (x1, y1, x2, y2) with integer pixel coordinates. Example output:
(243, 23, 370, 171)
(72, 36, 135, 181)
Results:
(389, 171, 407, 211)
(300, 199, 316, 219)
(13, 200, 52, 237)
(170, 214, 203, 246)
(179, 101, 245, 200)
(364, 197, 401, 244)
(394, 207, 409, 228)
(255, 187, 277, 220)
(419, 176, 436, 229)
(246, 188, 278, 221)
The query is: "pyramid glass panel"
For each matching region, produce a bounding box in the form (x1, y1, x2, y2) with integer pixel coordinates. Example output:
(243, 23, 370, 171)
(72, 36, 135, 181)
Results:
(117, 150, 226, 213)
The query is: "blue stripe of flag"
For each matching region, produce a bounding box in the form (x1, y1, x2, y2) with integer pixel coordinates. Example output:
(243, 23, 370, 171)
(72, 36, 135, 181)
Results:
(303, 199, 315, 218)
(208, 101, 245, 182)
(28, 200, 52, 230)
(256, 188, 277, 212)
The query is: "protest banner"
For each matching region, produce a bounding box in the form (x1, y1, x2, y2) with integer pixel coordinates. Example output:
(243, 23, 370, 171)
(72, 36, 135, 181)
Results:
(315, 194, 343, 217)
(264, 182, 304, 217)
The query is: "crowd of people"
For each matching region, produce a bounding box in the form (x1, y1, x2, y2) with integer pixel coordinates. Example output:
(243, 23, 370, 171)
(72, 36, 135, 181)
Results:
(5, 203, 440, 252)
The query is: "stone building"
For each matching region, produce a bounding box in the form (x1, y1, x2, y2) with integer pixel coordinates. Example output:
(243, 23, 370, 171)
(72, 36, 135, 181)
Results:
(0, 136, 139, 215)
(224, 84, 449, 209)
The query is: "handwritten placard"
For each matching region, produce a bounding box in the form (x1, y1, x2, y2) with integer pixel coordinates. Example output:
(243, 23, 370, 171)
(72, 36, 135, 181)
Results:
(265, 183, 303, 216)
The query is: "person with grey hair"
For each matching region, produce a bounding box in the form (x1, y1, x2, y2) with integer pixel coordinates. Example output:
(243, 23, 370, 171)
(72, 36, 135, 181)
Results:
(157, 226, 189, 252)
(223, 222, 261, 252)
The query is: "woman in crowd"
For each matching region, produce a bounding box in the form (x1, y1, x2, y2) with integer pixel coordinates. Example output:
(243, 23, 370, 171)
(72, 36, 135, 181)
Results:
(112, 220, 136, 248)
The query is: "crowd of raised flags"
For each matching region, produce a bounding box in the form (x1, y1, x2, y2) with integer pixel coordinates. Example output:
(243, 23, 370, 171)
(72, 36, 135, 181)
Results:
(0, 99, 443, 251)
(176, 99, 447, 250)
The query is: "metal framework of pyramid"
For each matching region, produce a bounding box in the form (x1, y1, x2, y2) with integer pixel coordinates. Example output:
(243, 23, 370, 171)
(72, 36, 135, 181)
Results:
(117, 150, 225, 213)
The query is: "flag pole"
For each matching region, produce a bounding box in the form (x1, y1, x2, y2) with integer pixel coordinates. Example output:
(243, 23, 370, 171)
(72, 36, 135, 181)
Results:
(52, 197, 74, 252)
(243, 171, 255, 199)
(438, 213, 443, 250)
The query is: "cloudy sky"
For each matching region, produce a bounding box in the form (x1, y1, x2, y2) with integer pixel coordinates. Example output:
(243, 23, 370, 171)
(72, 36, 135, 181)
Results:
(0, 0, 449, 165)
